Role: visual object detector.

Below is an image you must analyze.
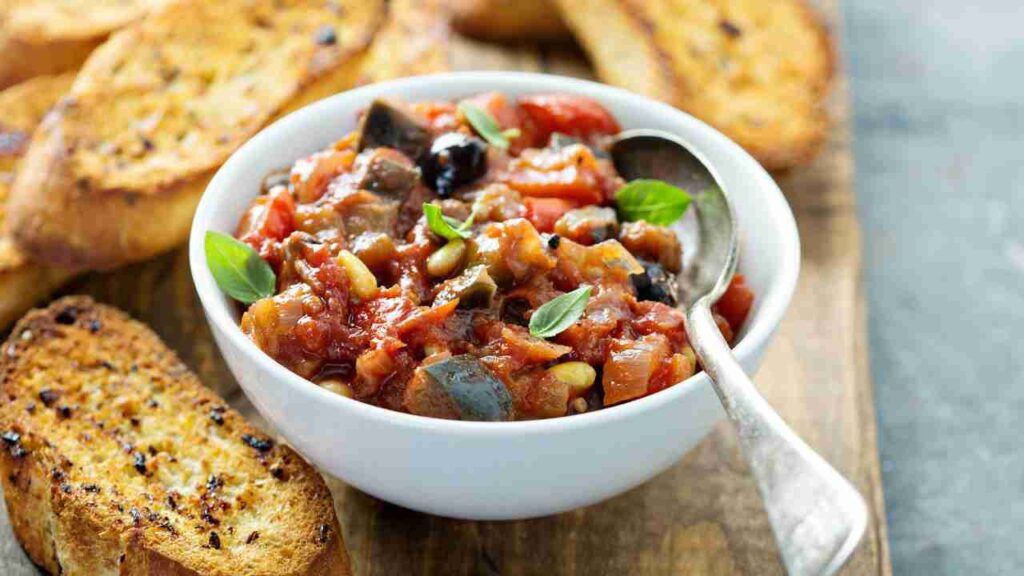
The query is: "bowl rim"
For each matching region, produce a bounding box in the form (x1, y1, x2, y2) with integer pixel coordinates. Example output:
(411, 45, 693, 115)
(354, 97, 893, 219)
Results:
(189, 71, 800, 437)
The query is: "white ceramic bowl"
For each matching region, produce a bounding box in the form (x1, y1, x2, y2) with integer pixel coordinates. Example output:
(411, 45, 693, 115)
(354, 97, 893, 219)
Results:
(190, 72, 799, 520)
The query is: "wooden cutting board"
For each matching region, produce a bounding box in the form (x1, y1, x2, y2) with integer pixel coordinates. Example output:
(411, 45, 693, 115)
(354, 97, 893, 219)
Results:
(0, 1, 890, 574)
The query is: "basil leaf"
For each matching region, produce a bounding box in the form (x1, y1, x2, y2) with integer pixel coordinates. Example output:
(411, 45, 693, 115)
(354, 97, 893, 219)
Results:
(529, 285, 593, 339)
(615, 179, 693, 226)
(424, 203, 473, 240)
(205, 231, 276, 304)
(458, 102, 518, 150)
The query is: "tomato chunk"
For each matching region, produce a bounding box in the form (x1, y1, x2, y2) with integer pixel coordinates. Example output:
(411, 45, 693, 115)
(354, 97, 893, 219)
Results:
(501, 144, 612, 204)
(523, 197, 577, 233)
(236, 186, 295, 255)
(714, 275, 755, 334)
(517, 94, 621, 145)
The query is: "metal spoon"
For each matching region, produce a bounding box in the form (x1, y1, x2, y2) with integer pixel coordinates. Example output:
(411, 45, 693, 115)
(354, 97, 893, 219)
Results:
(611, 129, 868, 576)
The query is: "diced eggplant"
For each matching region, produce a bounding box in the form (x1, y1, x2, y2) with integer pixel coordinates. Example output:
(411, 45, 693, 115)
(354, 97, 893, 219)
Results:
(554, 206, 619, 245)
(468, 184, 526, 223)
(630, 260, 679, 306)
(356, 99, 432, 160)
(422, 355, 513, 421)
(549, 132, 608, 158)
(336, 191, 400, 239)
(468, 219, 555, 285)
(358, 149, 421, 197)
(420, 132, 488, 198)
(434, 265, 498, 309)
(619, 220, 682, 273)
(350, 232, 397, 274)
(499, 296, 531, 326)
(260, 169, 291, 194)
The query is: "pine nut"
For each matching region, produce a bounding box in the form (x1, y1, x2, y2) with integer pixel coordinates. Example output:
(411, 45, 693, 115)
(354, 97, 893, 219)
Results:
(337, 249, 378, 300)
(548, 361, 597, 394)
(426, 239, 467, 278)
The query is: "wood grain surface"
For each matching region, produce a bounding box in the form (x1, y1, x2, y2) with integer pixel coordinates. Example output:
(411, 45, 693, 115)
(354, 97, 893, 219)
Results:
(0, 1, 891, 574)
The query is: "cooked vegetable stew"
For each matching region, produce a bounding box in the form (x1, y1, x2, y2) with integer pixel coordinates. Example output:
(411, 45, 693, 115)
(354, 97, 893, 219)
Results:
(226, 92, 754, 421)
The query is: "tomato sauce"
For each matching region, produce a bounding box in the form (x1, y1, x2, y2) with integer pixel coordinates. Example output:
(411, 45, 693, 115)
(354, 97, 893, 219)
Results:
(234, 93, 753, 421)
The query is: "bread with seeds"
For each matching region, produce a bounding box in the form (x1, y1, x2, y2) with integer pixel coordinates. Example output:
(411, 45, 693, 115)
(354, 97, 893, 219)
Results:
(0, 74, 78, 328)
(554, 0, 835, 169)
(7, 0, 384, 271)
(0, 0, 156, 88)
(0, 296, 351, 575)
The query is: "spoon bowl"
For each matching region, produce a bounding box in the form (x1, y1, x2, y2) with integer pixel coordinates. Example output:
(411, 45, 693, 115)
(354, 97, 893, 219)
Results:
(611, 129, 738, 309)
(612, 129, 869, 576)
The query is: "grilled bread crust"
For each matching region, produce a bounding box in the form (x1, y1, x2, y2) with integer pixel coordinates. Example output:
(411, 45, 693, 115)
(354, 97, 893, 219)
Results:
(7, 0, 384, 271)
(451, 0, 569, 43)
(555, 0, 835, 170)
(0, 297, 352, 575)
(0, 74, 78, 329)
(0, 0, 155, 88)
(358, 0, 452, 85)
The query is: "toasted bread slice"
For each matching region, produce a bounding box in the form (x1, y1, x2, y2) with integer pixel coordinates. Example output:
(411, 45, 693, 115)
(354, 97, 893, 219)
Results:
(0, 74, 78, 329)
(0, 0, 155, 89)
(451, 0, 569, 43)
(555, 0, 835, 170)
(0, 297, 351, 575)
(357, 0, 451, 85)
(7, 0, 384, 271)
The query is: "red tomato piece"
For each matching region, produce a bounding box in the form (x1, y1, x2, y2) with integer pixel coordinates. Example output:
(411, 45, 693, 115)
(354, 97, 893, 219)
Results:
(410, 101, 460, 134)
(517, 94, 621, 145)
(501, 144, 607, 204)
(523, 197, 577, 233)
(236, 186, 295, 253)
(714, 275, 755, 333)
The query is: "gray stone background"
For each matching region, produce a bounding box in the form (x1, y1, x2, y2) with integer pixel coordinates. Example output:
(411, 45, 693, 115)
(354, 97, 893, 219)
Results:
(846, 1, 1024, 574)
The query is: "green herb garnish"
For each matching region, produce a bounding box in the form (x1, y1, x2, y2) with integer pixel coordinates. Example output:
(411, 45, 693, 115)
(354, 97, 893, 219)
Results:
(424, 203, 474, 240)
(204, 231, 276, 304)
(458, 102, 521, 150)
(529, 285, 592, 339)
(615, 179, 693, 226)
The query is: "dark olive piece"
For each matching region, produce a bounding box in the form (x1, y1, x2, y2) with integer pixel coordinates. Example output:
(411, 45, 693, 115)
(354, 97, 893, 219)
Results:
(419, 132, 488, 198)
(631, 260, 679, 306)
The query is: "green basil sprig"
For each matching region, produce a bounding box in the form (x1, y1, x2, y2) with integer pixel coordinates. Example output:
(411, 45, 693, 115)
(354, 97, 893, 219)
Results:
(529, 285, 592, 339)
(615, 179, 693, 226)
(424, 203, 474, 240)
(205, 231, 276, 304)
(458, 102, 521, 150)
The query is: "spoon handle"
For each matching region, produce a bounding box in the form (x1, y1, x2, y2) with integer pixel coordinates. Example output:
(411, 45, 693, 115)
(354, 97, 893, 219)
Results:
(685, 301, 868, 576)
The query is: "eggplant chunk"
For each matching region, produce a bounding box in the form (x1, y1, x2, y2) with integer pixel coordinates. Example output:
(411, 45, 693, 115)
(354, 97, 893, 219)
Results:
(423, 355, 513, 421)
(359, 149, 421, 197)
(434, 265, 498, 309)
(356, 99, 432, 159)
(619, 220, 682, 273)
(631, 260, 679, 306)
(554, 206, 619, 245)
(549, 132, 609, 158)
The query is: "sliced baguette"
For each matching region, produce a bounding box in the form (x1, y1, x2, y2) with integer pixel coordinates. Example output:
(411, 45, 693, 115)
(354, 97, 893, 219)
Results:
(7, 0, 384, 271)
(450, 0, 569, 43)
(357, 0, 452, 85)
(555, 0, 835, 170)
(0, 296, 351, 575)
(0, 0, 155, 88)
(0, 74, 78, 329)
